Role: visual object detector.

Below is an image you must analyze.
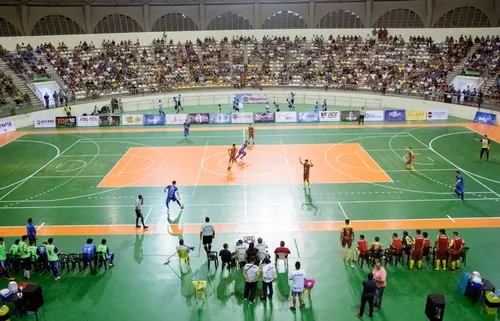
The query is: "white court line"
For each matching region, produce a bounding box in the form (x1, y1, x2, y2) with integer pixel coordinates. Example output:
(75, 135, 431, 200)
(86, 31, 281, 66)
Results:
(280, 138, 296, 185)
(36, 222, 45, 230)
(59, 139, 82, 156)
(338, 202, 348, 219)
(117, 155, 135, 176)
(58, 154, 124, 157)
(461, 125, 500, 144)
(243, 130, 247, 223)
(55, 164, 62, 169)
(56, 160, 87, 172)
(447, 215, 455, 223)
(382, 169, 457, 172)
(427, 156, 434, 162)
(97, 148, 131, 187)
(361, 148, 428, 152)
(192, 140, 209, 197)
(31, 175, 106, 178)
(354, 150, 373, 172)
(144, 206, 153, 224)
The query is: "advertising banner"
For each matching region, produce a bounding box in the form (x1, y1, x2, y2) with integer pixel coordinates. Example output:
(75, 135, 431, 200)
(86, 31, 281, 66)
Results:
(0, 120, 16, 134)
(319, 111, 340, 122)
(77, 116, 99, 127)
(33, 119, 55, 128)
(166, 114, 187, 125)
(473, 112, 497, 125)
(242, 95, 268, 104)
(189, 113, 210, 124)
(275, 112, 297, 123)
(234, 93, 251, 102)
(384, 110, 406, 121)
(231, 112, 254, 124)
(341, 111, 360, 122)
(426, 110, 448, 120)
(406, 110, 426, 121)
(143, 114, 166, 126)
(297, 111, 319, 123)
(209, 113, 231, 124)
(99, 115, 120, 126)
(364, 110, 384, 122)
(122, 114, 144, 126)
(56, 116, 76, 128)
(254, 112, 276, 123)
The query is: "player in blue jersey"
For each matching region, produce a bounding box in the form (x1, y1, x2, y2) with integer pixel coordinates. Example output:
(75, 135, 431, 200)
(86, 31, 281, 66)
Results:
(183, 120, 191, 138)
(287, 99, 294, 111)
(235, 141, 249, 161)
(273, 101, 280, 112)
(314, 101, 319, 112)
(290, 92, 295, 105)
(454, 171, 465, 201)
(322, 100, 327, 111)
(165, 181, 184, 212)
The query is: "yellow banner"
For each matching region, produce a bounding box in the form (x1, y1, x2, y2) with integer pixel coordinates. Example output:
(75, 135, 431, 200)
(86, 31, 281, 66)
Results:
(406, 110, 426, 121)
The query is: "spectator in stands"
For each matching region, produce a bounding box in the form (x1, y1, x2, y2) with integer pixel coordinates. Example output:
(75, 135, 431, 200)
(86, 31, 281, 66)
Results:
(53, 91, 59, 108)
(43, 93, 49, 108)
(91, 106, 99, 116)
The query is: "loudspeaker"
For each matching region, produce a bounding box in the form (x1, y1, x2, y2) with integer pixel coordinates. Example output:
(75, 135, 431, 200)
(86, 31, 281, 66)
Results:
(23, 284, 44, 311)
(425, 294, 445, 321)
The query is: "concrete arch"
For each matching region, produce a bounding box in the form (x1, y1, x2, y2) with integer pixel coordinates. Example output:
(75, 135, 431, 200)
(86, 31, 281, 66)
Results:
(26, 7, 86, 35)
(432, 6, 490, 28)
(31, 14, 85, 36)
(207, 12, 253, 30)
(152, 13, 199, 32)
(373, 9, 424, 28)
(0, 16, 22, 37)
(262, 10, 307, 29)
(94, 14, 143, 34)
(431, 1, 495, 28)
(316, 10, 364, 29)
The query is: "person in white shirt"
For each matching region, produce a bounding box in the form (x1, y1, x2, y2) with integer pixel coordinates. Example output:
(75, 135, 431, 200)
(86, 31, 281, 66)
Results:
(158, 100, 165, 115)
(200, 217, 215, 256)
(234, 239, 248, 266)
(260, 258, 275, 301)
(238, 100, 243, 111)
(255, 237, 268, 263)
(265, 103, 269, 112)
(135, 195, 148, 229)
(243, 257, 259, 303)
(289, 261, 306, 310)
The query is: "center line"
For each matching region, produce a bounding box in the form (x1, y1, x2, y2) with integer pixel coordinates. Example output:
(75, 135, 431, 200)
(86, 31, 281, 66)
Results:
(242, 129, 247, 223)
(447, 215, 455, 223)
(338, 202, 348, 219)
(280, 138, 296, 185)
(192, 140, 209, 197)
(144, 206, 154, 224)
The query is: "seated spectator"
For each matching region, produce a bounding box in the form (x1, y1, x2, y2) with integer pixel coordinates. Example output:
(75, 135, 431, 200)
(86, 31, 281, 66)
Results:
(97, 239, 115, 267)
(274, 240, 291, 264)
(246, 242, 259, 263)
(255, 237, 269, 262)
(234, 239, 248, 265)
(219, 243, 232, 271)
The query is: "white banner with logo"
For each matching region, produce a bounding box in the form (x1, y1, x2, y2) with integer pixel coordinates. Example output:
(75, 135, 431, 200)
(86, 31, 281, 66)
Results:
(242, 95, 268, 104)
(166, 114, 187, 125)
(0, 120, 16, 134)
(33, 119, 55, 128)
(364, 110, 384, 122)
(319, 111, 341, 122)
(426, 109, 448, 120)
(231, 112, 254, 124)
(77, 116, 99, 127)
(275, 112, 297, 123)
(122, 114, 144, 126)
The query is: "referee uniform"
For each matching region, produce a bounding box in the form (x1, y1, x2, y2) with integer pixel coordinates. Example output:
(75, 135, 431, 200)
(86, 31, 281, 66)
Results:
(480, 136, 490, 160)
(359, 107, 366, 125)
(135, 196, 148, 229)
(200, 217, 215, 255)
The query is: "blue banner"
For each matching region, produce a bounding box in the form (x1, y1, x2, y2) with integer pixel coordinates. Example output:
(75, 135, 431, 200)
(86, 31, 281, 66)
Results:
(384, 110, 406, 121)
(209, 113, 231, 124)
(143, 114, 165, 126)
(473, 111, 497, 125)
(189, 113, 210, 124)
(254, 112, 276, 123)
(297, 111, 319, 123)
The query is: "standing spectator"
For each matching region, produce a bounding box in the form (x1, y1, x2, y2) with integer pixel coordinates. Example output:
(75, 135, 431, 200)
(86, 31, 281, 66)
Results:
(44, 93, 49, 108)
(372, 262, 387, 311)
(356, 272, 377, 318)
(260, 258, 275, 301)
(246, 242, 259, 263)
(274, 241, 291, 264)
(158, 100, 165, 115)
(26, 218, 36, 245)
(243, 257, 259, 303)
(289, 261, 306, 311)
(58, 89, 64, 106)
(0, 237, 15, 281)
(91, 106, 99, 116)
(64, 104, 71, 117)
(53, 91, 59, 108)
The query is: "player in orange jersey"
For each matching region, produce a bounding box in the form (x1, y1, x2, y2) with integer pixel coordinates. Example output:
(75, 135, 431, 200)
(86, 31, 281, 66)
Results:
(406, 147, 415, 173)
(354, 235, 368, 261)
(449, 231, 465, 272)
(248, 124, 255, 145)
(299, 157, 314, 189)
(410, 229, 424, 269)
(435, 229, 449, 271)
(340, 219, 354, 261)
(227, 144, 238, 170)
(370, 236, 383, 263)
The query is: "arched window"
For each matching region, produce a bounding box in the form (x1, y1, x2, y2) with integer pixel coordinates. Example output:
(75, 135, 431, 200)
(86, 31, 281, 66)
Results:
(262, 11, 307, 29)
(0, 18, 21, 37)
(94, 14, 143, 34)
(316, 10, 364, 29)
(32, 15, 84, 36)
(433, 6, 490, 28)
(207, 12, 253, 30)
(152, 13, 198, 32)
(373, 9, 423, 28)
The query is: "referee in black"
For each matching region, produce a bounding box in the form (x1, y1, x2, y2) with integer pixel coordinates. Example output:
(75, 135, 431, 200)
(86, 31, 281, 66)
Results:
(358, 107, 366, 125)
(200, 217, 215, 256)
(479, 135, 490, 160)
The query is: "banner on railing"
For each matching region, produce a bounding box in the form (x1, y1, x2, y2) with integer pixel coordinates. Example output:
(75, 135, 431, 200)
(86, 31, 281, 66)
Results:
(406, 110, 426, 121)
(99, 115, 120, 126)
(166, 114, 187, 125)
(231, 112, 253, 124)
(275, 112, 297, 123)
(364, 110, 384, 122)
(319, 111, 340, 122)
(242, 95, 268, 104)
(473, 111, 497, 125)
(297, 111, 319, 123)
(33, 119, 55, 128)
(77, 116, 99, 127)
(0, 120, 16, 134)
(209, 113, 231, 124)
(384, 110, 406, 121)
(341, 111, 360, 122)
(144, 114, 165, 126)
(426, 110, 448, 120)
(122, 114, 144, 126)
(189, 113, 210, 124)
(56, 116, 76, 128)
(254, 112, 276, 123)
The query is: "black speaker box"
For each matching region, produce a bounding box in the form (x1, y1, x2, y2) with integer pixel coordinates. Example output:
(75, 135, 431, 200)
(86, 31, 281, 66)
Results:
(425, 294, 445, 321)
(23, 284, 44, 311)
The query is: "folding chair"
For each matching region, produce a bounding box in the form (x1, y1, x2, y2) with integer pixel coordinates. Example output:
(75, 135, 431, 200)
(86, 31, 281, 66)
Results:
(276, 253, 288, 269)
(96, 252, 107, 271)
(58, 254, 70, 273)
(178, 249, 190, 267)
(369, 249, 383, 266)
(208, 251, 219, 270)
(460, 247, 470, 267)
(356, 250, 370, 268)
(68, 253, 82, 272)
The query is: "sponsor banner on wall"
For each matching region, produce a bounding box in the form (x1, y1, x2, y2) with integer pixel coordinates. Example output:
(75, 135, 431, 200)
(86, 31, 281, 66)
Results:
(275, 112, 297, 123)
(143, 114, 165, 126)
(364, 110, 384, 122)
(231, 112, 254, 124)
(189, 113, 210, 124)
(242, 95, 268, 104)
(122, 114, 144, 126)
(406, 110, 426, 121)
(319, 111, 340, 122)
(384, 110, 406, 121)
(0, 120, 16, 134)
(426, 109, 448, 120)
(99, 115, 120, 126)
(209, 113, 231, 124)
(77, 116, 99, 127)
(166, 114, 187, 125)
(297, 111, 319, 123)
(56, 116, 76, 128)
(33, 119, 55, 128)
(340, 111, 360, 122)
(473, 112, 497, 125)
(254, 112, 276, 123)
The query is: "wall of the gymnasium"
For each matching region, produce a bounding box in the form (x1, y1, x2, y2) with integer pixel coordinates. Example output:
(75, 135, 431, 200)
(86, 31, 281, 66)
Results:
(2, 90, 496, 129)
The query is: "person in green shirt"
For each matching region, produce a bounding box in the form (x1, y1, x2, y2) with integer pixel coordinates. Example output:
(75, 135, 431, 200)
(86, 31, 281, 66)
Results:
(0, 237, 15, 281)
(28, 240, 38, 262)
(9, 239, 21, 255)
(45, 238, 61, 280)
(97, 239, 114, 267)
(20, 235, 31, 279)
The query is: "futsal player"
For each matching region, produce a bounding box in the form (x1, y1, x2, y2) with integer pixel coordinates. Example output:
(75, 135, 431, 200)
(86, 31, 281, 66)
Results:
(299, 157, 313, 189)
(235, 141, 249, 161)
(233, 98, 239, 112)
(314, 102, 319, 112)
(409, 229, 424, 269)
(435, 229, 449, 271)
(135, 195, 148, 229)
(454, 171, 465, 201)
(227, 144, 238, 170)
(340, 219, 354, 262)
(217, 104, 222, 113)
(290, 92, 295, 105)
(173, 97, 179, 113)
(287, 99, 294, 111)
(165, 181, 184, 213)
(406, 147, 415, 173)
(177, 94, 183, 111)
(158, 100, 165, 115)
(248, 124, 255, 145)
(479, 135, 490, 160)
(322, 100, 327, 111)
(273, 102, 280, 112)
(183, 120, 191, 138)
(265, 103, 269, 112)
(449, 231, 465, 271)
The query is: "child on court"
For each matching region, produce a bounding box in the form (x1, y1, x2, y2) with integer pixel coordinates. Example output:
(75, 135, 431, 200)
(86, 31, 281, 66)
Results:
(304, 278, 316, 298)
(183, 120, 191, 138)
(235, 141, 249, 161)
(165, 181, 184, 213)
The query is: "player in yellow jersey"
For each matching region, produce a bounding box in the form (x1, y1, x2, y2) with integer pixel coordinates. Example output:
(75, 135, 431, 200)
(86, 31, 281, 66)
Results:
(406, 147, 415, 173)
(227, 144, 238, 170)
(479, 135, 490, 160)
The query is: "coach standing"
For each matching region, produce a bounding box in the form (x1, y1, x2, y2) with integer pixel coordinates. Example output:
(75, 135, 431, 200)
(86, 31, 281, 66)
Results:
(135, 195, 148, 229)
(358, 107, 366, 125)
(356, 272, 377, 318)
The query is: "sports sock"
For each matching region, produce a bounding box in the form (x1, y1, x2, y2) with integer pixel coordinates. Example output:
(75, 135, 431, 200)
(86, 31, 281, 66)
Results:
(341, 248, 346, 260)
(435, 260, 440, 270)
(409, 259, 414, 269)
(442, 260, 447, 270)
(347, 249, 352, 261)
(451, 261, 456, 270)
(417, 260, 422, 269)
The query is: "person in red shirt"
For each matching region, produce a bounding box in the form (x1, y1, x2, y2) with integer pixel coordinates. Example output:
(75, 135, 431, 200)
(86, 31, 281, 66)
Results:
(274, 240, 291, 264)
(341, 219, 354, 262)
(355, 235, 369, 261)
(435, 229, 449, 271)
(449, 231, 465, 271)
(410, 229, 424, 269)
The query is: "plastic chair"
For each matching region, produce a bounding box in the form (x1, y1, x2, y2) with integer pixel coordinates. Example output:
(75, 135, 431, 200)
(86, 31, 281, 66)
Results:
(68, 253, 82, 272)
(356, 250, 370, 268)
(460, 247, 470, 267)
(178, 249, 190, 267)
(58, 254, 70, 273)
(276, 253, 288, 268)
(97, 251, 107, 271)
(192, 281, 207, 301)
(208, 251, 218, 270)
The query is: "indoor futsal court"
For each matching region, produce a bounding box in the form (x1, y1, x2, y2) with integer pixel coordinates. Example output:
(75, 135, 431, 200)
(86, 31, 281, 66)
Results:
(1, 118, 500, 321)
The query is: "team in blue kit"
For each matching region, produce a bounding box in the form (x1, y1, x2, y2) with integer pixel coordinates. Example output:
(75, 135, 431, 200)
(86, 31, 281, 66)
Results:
(183, 120, 191, 138)
(235, 141, 249, 161)
(165, 181, 184, 212)
(454, 171, 465, 201)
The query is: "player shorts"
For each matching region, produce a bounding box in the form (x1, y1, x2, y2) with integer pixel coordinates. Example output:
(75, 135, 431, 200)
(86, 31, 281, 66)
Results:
(359, 115, 365, 121)
(411, 251, 423, 261)
(450, 250, 461, 261)
(249, 133, 254, 139)
(341, 238, 353, 248)
(135, 209, 142, 218)
(292, 290, 303, 297)
(455, 186, 464, 194)
(303, 174, 310, 181)
(202, 235, 213, 245)
(22, 258, 32, 270)
(166, 197, 178, 204)
(435, 250, 448, 260)
(406, 159, 413, 165)
(229, 156, 237, 162)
